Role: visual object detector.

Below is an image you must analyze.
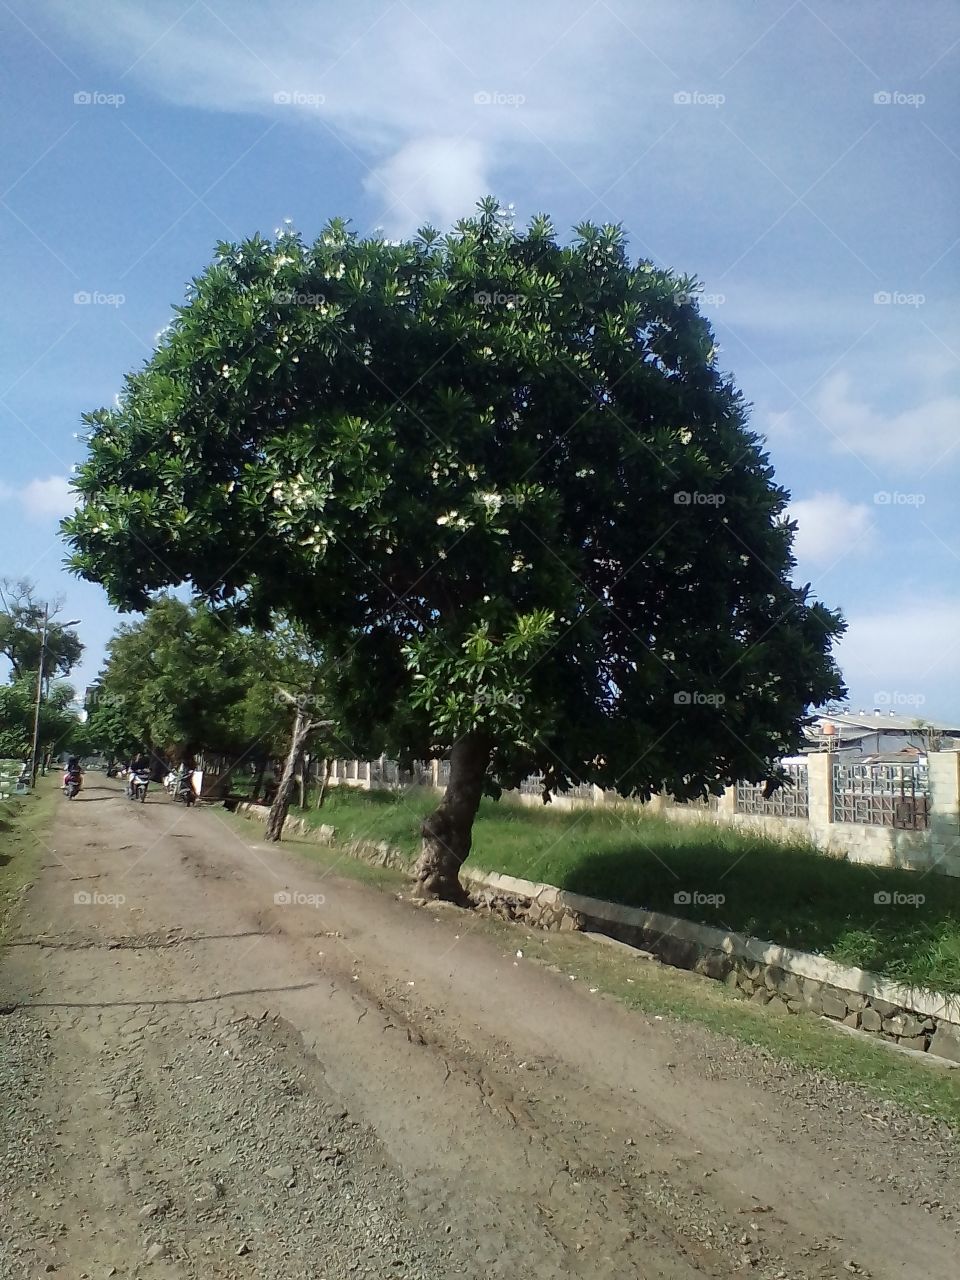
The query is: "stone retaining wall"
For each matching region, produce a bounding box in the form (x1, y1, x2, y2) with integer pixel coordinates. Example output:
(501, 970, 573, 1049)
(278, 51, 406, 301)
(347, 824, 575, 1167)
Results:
(229, 802, 960, 1064)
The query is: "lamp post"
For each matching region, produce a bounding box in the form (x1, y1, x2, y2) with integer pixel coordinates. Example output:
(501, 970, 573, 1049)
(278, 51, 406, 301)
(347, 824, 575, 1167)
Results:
(29, 610, 81, 785)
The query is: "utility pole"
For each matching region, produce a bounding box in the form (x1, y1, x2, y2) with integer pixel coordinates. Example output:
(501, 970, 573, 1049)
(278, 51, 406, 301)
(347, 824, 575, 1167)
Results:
(28, 608, 81, 786)
(28, 605, 49, 785)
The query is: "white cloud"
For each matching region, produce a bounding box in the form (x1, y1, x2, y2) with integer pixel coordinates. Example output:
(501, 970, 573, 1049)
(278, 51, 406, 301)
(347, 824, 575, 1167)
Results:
(48, 1, 618, 150)
(816, 372, 960, 469)
(364, 138, 491, 235)
(19, 476, 76, 520)
(41, 0, 742, 233)
(788, 491, 874, 565)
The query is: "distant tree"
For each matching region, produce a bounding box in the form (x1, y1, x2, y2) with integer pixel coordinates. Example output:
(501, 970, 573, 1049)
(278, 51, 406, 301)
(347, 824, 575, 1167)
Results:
(94, 598, 251, 761)
(91, 602, 342, 813)
(257, 630, 342, 840)
(0, 579, 83, 688)
(0, 678, 80, 764)
(916, 720, 944, 753)
(64, 200, 845, 901)
(82, 684, 140, 762)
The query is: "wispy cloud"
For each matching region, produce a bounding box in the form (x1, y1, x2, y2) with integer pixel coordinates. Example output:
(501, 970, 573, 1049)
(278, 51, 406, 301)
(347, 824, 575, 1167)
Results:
(6, 475, 76, 520)
(363, 137, 491, 236)
(816, 371, 960, 468)
(46, 0, 637, 230)
(788, 491, 875, 564)
(838, 597, 960, 715)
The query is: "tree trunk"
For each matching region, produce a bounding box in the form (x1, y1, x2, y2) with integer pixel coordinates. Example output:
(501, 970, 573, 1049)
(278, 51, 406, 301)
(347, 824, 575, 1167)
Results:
(298, 752, 309, 809)
(265, 711, 313, 842)
(316, 758, 333, 809)
(413, 733, 489, 903)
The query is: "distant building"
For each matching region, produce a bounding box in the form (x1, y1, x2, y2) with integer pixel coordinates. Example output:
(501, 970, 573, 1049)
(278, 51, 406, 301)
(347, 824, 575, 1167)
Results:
(805, 709, 959, 757)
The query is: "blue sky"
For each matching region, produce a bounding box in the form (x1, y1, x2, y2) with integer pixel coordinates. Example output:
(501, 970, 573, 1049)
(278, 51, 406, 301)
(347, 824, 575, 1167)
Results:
(1, 0, 958, 719)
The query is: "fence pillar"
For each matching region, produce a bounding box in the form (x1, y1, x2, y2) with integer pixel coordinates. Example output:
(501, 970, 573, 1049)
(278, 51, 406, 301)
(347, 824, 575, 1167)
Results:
(361, 760, 371, 786)
(928, 751, 960, 874)
(719, 786, 736, 819)
(430, 759, 440, 788)
(806, 752, 835, 832)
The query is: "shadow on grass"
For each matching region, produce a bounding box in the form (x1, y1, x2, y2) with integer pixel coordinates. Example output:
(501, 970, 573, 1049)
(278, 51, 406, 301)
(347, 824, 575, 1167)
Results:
(553, 836, 960, 993)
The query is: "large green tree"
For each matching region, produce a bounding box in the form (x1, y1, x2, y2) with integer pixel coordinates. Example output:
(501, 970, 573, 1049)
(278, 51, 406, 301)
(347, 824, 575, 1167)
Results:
(64, 200, 844, 901)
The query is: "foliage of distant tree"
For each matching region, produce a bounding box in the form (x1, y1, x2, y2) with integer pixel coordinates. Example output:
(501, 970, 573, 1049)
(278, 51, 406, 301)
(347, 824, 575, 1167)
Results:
(86, 602, 344, 825)
(0, 678, 80, 763)
(91, 597, 253, 760)
(0, 579, 82, 688)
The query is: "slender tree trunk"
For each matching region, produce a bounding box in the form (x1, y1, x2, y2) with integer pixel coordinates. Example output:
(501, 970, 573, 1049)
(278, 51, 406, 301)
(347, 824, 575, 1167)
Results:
(413, 733, 489, 903)
(265, 711, 313, 842)
(298, 752, 308, 810)
(316, 758, 333, 810)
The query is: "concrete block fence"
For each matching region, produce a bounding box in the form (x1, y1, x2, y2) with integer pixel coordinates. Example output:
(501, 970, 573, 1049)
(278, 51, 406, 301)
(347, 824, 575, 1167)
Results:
(315, 750, 960, 878)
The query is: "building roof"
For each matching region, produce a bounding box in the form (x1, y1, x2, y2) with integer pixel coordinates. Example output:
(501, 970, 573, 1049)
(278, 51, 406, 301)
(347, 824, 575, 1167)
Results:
(811, 710, 960, 734)
(860, 746, 924, 764)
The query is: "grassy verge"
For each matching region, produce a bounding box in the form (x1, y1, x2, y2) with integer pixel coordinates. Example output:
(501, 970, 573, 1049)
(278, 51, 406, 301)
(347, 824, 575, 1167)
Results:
(298, 786, 960, 995)
(0, 780, 58, 940)
(226, 807, 960, 1127)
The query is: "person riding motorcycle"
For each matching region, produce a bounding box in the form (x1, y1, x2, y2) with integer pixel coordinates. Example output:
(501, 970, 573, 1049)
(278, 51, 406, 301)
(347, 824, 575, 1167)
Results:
(62, 757, 83, 799)
(126, 754, 151, 799)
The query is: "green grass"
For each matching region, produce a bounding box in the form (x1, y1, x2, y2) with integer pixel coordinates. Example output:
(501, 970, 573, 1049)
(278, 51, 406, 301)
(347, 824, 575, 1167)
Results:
(302, 786, 960, 995)
(0, 778, 57, 940)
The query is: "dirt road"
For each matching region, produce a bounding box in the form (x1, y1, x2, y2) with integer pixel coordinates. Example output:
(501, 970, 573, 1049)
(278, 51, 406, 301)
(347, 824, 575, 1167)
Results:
(1, 778, 958, 1279)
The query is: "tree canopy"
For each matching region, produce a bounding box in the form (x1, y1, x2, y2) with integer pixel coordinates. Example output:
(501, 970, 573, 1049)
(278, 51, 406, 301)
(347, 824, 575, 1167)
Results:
(0, 579, 83, 687)
(64, 199, 844, 897)
(84, 598, 342, 778)
(0, 678, 80, 763)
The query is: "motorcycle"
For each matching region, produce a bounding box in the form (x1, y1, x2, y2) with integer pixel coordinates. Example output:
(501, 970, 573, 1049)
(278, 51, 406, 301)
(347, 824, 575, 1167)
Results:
(62, 769, 82, 800)
(128, 769, 150, 803)
(172, 772, 196, 806)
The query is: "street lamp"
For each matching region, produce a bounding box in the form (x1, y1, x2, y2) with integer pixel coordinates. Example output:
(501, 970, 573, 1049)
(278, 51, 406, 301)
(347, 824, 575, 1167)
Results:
(29, 609, 81, 785)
